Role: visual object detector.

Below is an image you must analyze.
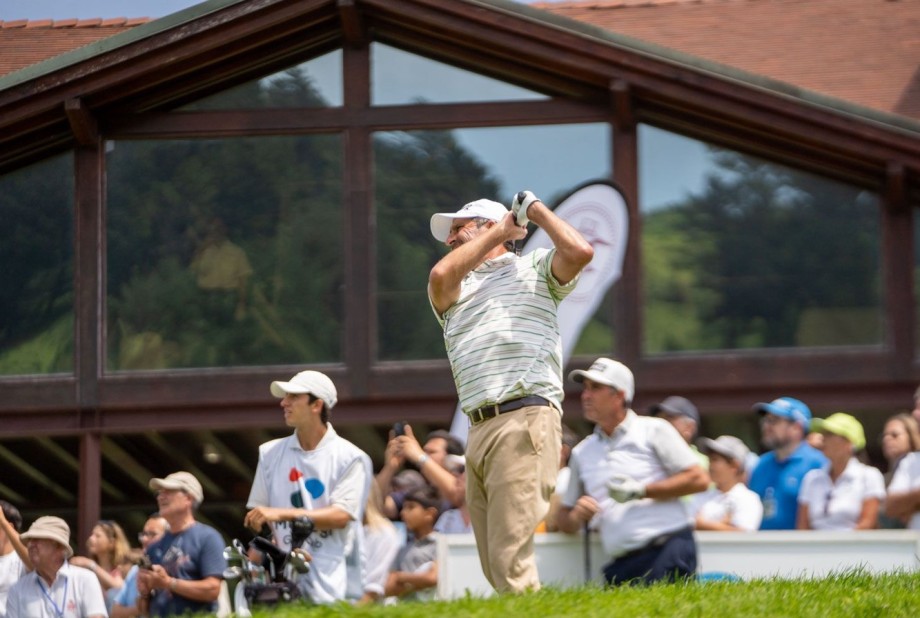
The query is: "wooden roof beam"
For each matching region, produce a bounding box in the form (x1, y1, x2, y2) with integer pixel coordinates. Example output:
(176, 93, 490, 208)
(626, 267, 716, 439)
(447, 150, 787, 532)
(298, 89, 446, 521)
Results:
(65, 98, 98, 146)
(338, 0, 367, 48)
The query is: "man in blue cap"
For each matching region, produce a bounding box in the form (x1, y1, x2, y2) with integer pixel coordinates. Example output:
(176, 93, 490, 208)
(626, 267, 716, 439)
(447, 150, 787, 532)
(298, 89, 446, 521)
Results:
(748, 397, 828, 529)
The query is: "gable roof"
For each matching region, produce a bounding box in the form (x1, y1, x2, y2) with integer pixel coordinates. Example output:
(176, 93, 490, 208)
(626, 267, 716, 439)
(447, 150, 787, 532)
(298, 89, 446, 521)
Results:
(0, 0, 917, 198)
(536, 0, 920, 121)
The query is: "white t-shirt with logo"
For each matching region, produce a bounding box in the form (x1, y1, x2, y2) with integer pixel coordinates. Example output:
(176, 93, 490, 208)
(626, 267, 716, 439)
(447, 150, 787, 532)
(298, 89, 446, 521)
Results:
(247, 425, 372, 603)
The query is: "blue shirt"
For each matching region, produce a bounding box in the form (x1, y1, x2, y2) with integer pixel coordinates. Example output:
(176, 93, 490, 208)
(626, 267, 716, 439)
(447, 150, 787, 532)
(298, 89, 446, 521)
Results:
(749, 442, 827, 530)
(146, 522, 227, 617)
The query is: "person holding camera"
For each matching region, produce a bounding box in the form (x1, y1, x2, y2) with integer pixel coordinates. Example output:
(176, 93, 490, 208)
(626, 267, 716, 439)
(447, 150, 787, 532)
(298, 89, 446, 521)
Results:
(377, 425, 465, 518)
(137, 472, 226, 617)
(110, 514, 167, 618)
(428, 191, 593, 593)
(244, 370, 372, 604)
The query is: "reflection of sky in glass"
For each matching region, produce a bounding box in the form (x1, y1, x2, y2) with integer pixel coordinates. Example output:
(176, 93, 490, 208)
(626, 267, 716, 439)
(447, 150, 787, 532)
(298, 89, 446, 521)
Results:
(640, 124, 724, 211)
(371, 43, 548, 105)
(452, 124, 610, 201)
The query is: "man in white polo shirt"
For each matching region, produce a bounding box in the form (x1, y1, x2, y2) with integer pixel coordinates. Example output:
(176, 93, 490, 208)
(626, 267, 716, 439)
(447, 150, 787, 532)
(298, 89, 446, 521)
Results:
(558, 358, 709, 585)
(7, 516, 107, 617)
(428, 191, 593, 593)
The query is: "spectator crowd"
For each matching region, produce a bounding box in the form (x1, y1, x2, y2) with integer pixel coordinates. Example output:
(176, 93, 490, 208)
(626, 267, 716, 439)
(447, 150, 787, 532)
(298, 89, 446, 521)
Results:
(2, 367, 920, 616)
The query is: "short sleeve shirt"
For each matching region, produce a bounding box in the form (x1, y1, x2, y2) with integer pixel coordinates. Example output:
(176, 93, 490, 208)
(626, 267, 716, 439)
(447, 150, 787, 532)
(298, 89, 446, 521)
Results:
(749, 442, 827, 530)
(7, 563, 107, 618)
(145, 522, 227, 617)
(887, 451, 920, 529)
(690, 483, 764, 531)
(246, 425, 372, 604)
(0, 551, 25, 618)
(563, 411, 700, 557)
(798, 458, 885, 530)
(432, 248, 579, 414)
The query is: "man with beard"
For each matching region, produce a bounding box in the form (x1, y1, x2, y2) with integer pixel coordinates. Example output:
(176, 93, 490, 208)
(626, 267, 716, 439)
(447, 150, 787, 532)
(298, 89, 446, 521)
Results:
(428, 191, 593, 593)
(748, 397, 827, 530)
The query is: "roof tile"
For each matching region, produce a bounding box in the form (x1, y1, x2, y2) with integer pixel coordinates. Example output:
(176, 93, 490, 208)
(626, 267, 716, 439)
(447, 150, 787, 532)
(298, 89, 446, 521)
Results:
(541, 0, 920, 120)
(0, 18, 152, 77)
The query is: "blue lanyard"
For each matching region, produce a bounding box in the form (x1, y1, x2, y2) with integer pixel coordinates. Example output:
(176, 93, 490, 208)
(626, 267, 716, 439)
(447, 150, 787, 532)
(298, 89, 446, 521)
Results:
(37, 576, 68, 618)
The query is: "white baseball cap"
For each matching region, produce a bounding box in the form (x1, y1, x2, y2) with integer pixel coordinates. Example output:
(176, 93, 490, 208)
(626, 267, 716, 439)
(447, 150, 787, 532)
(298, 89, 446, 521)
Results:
(698, 436, 752, 471)
(568, 357, 635, 402)
(430, 199, 508, 242)
(270, 370, 338, 410)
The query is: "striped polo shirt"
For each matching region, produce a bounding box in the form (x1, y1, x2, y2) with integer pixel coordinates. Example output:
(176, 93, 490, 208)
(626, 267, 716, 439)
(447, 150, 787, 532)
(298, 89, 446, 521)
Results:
(430, 248, 578, 414)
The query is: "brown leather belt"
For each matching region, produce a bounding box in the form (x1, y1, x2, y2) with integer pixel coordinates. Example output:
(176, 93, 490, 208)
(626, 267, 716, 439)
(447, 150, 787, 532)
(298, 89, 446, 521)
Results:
(468, 396, 550, 425)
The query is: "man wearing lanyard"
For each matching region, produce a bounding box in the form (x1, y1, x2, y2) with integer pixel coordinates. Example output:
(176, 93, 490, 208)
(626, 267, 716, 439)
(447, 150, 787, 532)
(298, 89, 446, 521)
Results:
(7, 516, 107, 617)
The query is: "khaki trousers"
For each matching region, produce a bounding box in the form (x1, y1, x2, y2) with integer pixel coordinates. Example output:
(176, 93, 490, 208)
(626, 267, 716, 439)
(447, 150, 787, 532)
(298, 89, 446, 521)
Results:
(465, 405, 561, 593)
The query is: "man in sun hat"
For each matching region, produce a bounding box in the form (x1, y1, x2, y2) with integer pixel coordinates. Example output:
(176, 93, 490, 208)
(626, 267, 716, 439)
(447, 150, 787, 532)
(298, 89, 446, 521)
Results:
(243, 370, 372, 604)
(558, 358, 710, 585)
(7, 515, 107, 617)
(137, 471, 226, 617)
(691, 436, 763, 532)
(748, 397, 827, 530)
(427, 191, 594, 593)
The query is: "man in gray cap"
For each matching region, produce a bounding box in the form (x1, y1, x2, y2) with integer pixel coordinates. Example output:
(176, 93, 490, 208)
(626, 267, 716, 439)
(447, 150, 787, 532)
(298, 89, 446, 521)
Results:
(244, 370, 372, 604)
(557, 358, 709, 586)
(7, 515, 107, 617)
(428, 191, 593, 593)
(137, 471, 226, 617)
(650, 396, 709, 470)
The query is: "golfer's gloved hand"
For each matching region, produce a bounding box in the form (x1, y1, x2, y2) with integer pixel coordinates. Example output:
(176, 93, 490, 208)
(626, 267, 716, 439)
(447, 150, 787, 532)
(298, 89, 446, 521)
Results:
(511, 190, 539, 227)
(607, 474, 646, 503)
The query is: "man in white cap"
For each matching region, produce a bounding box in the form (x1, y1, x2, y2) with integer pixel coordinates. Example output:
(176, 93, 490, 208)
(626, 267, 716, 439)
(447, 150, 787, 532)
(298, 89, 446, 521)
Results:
(691, 436, 763, 532)
(243, 370, 372, 604)
(427, 191, 594, 593)
(136, 471, 226, 617)
(557, 358, 709, 585)
(7, 515, 107, 617)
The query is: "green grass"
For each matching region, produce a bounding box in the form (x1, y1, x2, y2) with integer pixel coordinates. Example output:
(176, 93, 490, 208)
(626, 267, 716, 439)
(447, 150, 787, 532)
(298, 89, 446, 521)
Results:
(236, 570, 920, 617)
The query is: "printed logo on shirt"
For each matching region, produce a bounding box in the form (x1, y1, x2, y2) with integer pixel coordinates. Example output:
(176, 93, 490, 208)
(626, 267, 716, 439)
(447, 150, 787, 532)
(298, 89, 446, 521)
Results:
(287, 467, 326, 508)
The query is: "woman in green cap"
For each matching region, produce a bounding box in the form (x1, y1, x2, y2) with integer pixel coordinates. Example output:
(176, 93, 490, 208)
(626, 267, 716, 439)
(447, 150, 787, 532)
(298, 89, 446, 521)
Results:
(796, 413, 885, 530)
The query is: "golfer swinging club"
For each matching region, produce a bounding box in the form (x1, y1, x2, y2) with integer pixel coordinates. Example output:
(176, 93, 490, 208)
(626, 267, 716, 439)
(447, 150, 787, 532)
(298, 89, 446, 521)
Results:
(428, 190, 593, 593)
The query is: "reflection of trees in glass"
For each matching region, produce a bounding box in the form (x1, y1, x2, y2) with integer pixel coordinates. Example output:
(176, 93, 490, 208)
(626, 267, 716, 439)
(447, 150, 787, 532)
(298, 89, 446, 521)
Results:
(0, 154, 74, 374)
(644, 151, 880, 353)
(375, 130, 501, 360)
(107, 132, 343, 370)
(183, 65, 331, 110)
(107, 69, 346, 370)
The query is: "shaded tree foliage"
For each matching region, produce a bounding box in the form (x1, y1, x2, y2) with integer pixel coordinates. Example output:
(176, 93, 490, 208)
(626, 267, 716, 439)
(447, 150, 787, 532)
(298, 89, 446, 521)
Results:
(0, 154, 74, 374)
(644, 150, 880, 352)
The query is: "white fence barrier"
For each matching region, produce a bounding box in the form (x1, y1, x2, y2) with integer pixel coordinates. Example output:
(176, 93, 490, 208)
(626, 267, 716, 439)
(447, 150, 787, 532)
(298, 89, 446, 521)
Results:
(436, 530, 920, 599)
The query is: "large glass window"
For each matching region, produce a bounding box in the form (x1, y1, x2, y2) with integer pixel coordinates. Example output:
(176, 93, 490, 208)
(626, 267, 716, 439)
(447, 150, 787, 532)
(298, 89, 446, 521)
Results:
(372, 43, 548, 105)
(106, 136, 343, 370)
(0, 153, 74, 375)
(182, 51, 343, 109)
(375, 123, 611, 361)
(639, 125, 882, 354)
